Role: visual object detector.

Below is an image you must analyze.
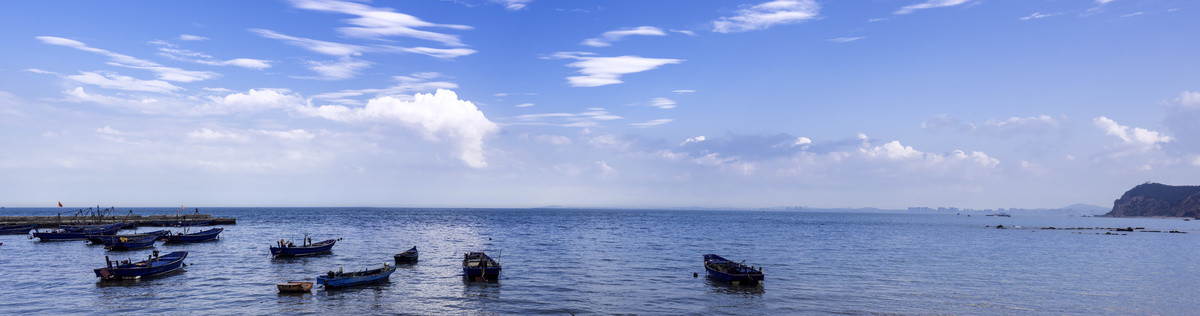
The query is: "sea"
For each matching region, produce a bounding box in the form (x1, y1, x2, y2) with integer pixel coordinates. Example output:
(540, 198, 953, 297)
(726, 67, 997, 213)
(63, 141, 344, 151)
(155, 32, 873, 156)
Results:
(0, 208, 1197, 315)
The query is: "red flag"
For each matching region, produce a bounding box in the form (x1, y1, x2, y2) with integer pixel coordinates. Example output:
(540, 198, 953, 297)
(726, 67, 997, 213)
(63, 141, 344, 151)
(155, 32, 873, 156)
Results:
(58, 201, 63, 207)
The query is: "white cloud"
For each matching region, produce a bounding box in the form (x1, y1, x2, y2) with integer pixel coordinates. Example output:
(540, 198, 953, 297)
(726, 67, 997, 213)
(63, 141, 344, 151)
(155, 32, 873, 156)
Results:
(311, 73, 458, 102)
(258, 129, 316, 141)
(596, 161, 618, 178)
(515, 103, 535, 108)
(1177, 91, 1200, 108)
(1093, 116, 1172, 149)
(631, 119, 673, 127)
(713, 0, 820, 33)
(828, 37, 864, 43)
(1019, 12, 1061, 20)
(250, 29, 364, 56)
(582, 26, 666, 47)
(299, 89, 498, 168)
(179, 34, 209, 41)
(65, 71, 181, 93)
(509, 108, 622, 127)
(924, 114, 1068, 137)
(380, 46, 477, 59)
(532, 134, 572, 146)
(681, 136, 707, 146)
(97, 126, 121, 135)
(895, 0, 973, 15)
(37, 36, 217, 82)
(201, 88, 307, 115)
(187, 128, 250, 142)
(287, 0, 472, 47)
(548, 52, 683, 87)
(495, 0, 532, 11)
(670, 29, 697, 36)
(153, 43, 272, 70)
(1120, 12, 1145, 18)
(794, 137, 812, 148)
(672, 89, 695, 94)
(650, 97, 677, 109)
(295, 58, 371, 80)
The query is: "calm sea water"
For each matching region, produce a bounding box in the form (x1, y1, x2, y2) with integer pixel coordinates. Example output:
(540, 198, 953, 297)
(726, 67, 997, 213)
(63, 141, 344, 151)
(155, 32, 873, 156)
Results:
(0, 208, 1197, 315)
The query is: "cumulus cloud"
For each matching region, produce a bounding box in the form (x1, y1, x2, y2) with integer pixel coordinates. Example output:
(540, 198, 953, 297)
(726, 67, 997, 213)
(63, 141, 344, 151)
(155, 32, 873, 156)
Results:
(287, 0, 472, 47)
(37, 36, 217, 82)
(1093, 116, 1172, 150)
(199, 88, 307, 115)
(582, 26, 666, 47)
(895, 0, 973, 15)
(299, 89, 499, 168)
(547, 52, 682, 87)
(713, 0, 819, 33)
(681, 136, 706, 146)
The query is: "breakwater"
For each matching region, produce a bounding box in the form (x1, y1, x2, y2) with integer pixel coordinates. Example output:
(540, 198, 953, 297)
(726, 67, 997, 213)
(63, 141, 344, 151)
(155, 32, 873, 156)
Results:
(0, 214, 235, 227)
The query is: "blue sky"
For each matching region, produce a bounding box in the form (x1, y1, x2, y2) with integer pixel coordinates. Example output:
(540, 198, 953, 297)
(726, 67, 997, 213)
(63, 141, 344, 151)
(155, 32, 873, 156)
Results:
(1, 0, 1198, 208)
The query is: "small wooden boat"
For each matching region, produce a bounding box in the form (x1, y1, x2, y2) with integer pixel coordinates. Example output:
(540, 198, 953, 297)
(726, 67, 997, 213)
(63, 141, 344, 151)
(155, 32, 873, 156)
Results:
(0, 224, 37, 235)
(33, 223, 121, 241)
(270, 238, 339, 257)
(277, 281, 314, 293)
(462, 252, 501, 280)
(94, 251, 188, 280)
(394, 246, 418, 263)
(105, 236, 158, 251)
(317, 264, 396, 288)
(88, 230, 170, 244)
(160, 228, 223, 243)
(703, 254, 764, 284)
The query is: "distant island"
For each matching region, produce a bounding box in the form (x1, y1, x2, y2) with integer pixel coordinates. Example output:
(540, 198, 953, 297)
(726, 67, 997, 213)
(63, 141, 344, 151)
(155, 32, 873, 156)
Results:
(1105, 182, 1200, 218)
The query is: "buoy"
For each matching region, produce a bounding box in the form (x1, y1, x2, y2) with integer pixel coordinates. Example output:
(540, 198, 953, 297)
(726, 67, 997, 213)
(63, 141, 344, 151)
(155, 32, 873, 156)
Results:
(693, 272, 698, 278)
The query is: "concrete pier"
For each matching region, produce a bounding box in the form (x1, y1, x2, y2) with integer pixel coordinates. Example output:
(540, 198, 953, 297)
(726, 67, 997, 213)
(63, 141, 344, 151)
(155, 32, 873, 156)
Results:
(0, 214, 236, 227)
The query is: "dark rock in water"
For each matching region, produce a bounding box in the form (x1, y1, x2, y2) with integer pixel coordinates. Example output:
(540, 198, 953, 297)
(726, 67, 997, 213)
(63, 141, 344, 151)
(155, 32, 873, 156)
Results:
(1115, 227, 1134, 232)
(1106, 182, 1200, 218)
(995, 225, 1006, 229)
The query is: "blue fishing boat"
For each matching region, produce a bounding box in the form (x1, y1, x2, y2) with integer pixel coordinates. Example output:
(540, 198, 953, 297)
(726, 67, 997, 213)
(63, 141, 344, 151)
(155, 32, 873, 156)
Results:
(271, 238, 339, 257)
(60, 223, 123, 232)
(105, 236, 157, 251)
(160, 228, 223, 243)
(0, 224, 36, 235)
(462, 252, 501, 280)
(94, 251, 187, 280)
(33, 223, 121, 241)
(88, 230, 170, 244)
(394, 246, 418, 264)
(317, 264, 396, 288)
(703, 254, 764, 284)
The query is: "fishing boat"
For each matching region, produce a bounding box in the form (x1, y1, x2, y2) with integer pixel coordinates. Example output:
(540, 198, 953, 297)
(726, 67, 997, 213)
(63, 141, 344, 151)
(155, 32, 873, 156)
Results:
(160, 228, 223, 243)
(277, 281, 314, 293)
(462, 252, 501, 280)
(270, 237, 339, 257)
(317, 264, 396, 288)
(394, 246, 418, 264)
(94, 251, 188, 280)
(33, 223, 121, 241)
(0, 224, 36, 235)
(104, 236, 157, 251)
(703, 254, 764, 284)
(87, 230, 170, 244)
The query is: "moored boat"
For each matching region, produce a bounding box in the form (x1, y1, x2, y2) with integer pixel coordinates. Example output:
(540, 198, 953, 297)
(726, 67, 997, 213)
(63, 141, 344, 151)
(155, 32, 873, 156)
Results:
(94, 251, 188, 280)
(160, 228, 223, 243)
(33, 223, 121, 241)
(277, 281, 314, 293)
(60, 223, 123, 232)
(394, 246, 418, 264)
(317, 264, 396, 288)
(105, 236, 158, 251)
(703, 254, 764, 284)
(462, 252, 501, 280)
(271, 238, 339, 257)
(0, 224, 37, 235)
(88, 230, 170, 244)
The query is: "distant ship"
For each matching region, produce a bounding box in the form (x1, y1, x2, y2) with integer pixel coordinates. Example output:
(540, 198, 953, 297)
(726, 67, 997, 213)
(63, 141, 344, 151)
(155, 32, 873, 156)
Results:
(986, 213, 1011, 217)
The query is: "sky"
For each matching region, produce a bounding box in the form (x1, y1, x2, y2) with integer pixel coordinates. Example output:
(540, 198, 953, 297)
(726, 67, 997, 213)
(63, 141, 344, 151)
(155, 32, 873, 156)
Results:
(1, 0, 1198, 209)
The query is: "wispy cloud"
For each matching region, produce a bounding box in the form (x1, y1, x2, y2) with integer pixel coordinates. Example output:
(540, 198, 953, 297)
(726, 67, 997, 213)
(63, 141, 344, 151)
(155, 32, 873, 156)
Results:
(301, 58, 371, 80)
(827, 36, 864, 43)
(250, 29, 476, 60)
(649, 97, 677, 109)
(494, 0, 531, 11)
(669, 29, 697, 36)
(287, 0, 472, 47)
(582, 26, 666, 47)
(152, 40, 271, 70)
(64, 71, 182, 93)
(1019, 12, 1061, 20)
(672, 89, 695, 94)
(894, 0, 973, 15)
(311, 72, 458, 102)
(178, 34, 209, 41)
(507, 108, 622, 127)
(36, 36, 218, 82)
(546, 52, 683, 87)
(515, 103, 535, 108)
(713, 0, 820, 33)
(631, 119, 673, 127)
